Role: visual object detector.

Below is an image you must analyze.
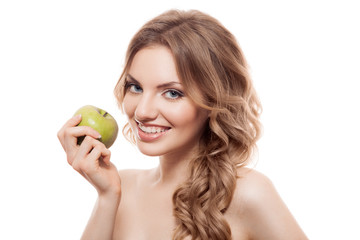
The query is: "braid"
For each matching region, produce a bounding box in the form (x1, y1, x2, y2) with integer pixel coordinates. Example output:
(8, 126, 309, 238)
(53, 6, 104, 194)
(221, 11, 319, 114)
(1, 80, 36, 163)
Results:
(172, 132, 238, 239)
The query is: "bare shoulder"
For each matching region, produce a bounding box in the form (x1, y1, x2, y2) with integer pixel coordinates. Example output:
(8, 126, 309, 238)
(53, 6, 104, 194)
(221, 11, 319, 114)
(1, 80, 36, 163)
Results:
(229, 167, 276, 216)
(234, 167, 276, 206)
(230, 167, 308, 240)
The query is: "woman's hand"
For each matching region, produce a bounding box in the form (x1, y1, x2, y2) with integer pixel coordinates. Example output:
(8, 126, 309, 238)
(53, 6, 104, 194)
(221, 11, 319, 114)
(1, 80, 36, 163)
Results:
(58, 115, 121, 197)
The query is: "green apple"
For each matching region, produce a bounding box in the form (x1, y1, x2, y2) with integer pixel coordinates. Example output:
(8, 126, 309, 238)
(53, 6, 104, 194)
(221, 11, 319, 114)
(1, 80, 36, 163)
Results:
(74, 105, 119, 148)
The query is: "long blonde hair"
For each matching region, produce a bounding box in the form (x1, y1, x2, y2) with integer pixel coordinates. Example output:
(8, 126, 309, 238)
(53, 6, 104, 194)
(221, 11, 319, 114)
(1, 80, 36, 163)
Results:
(114, 9, 262, 240)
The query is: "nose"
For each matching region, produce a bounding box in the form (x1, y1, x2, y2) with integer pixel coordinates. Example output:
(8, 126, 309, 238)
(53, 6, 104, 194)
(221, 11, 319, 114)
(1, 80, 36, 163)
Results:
(134, 93, 159, 122)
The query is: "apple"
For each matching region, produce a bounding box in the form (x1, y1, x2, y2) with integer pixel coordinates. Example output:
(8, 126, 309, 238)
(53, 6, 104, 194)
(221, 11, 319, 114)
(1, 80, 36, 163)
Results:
(74, 105, 119, 148)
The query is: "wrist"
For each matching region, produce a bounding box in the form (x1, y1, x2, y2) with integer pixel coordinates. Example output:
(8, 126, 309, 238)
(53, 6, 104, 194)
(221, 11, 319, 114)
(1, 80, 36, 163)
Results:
(98, 188, 121, 203)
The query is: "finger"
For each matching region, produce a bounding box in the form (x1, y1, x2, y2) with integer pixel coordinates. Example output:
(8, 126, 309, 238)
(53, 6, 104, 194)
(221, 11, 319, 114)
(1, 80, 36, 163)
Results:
(72, 137, 109, 173)
(101, 149, 112, 166)
(58, 115, 82, 138)
(57, 115, 82, 149)
(68, 136, 93, 168)
(88, 145, 112, 166)
(65, 114, 82, 128)
(85, 137, 111, 165)
(75, 136, 98, 161)
(63, 129, 95, 166)
(62, 125, 101, 151)
(65, 125, 101, 139)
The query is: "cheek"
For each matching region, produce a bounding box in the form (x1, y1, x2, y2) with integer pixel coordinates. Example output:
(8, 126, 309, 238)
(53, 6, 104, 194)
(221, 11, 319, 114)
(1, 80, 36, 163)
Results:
(122, 95, 136, 119)
(164, 102, 208, 127)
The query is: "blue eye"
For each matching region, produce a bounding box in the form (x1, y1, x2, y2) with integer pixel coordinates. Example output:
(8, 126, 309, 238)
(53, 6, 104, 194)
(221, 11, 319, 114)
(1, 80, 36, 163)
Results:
(128, 84, 143, 94)
(164, 90, 183, 100)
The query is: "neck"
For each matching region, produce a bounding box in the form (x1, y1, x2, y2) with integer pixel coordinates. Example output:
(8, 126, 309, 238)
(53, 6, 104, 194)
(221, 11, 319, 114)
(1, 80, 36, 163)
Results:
(152, 146, 197, 189)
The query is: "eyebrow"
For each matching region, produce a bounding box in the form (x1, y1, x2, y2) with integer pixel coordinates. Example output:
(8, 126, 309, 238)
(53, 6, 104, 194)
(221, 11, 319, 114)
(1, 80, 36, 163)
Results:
(126, 74, 182, 89)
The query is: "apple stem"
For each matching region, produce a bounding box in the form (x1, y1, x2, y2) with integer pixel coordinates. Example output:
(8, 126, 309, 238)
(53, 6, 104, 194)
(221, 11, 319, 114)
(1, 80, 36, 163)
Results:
(103, 112, 108, 117)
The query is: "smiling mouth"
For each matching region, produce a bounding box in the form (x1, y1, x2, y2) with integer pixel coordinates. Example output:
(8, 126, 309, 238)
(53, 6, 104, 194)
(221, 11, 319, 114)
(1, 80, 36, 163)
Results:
(137, 121, 171, 134)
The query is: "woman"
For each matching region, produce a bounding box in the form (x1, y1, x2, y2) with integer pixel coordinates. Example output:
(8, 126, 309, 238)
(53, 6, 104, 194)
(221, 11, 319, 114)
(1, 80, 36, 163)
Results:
(58, 9, 307, 240)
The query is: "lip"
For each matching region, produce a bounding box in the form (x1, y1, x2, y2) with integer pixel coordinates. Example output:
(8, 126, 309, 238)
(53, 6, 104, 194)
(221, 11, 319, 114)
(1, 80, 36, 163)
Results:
(135, 120, 171, 142)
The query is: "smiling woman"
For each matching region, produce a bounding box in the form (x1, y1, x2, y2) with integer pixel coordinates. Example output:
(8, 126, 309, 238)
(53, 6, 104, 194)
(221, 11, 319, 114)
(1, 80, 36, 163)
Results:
(58, 9, 307, 240)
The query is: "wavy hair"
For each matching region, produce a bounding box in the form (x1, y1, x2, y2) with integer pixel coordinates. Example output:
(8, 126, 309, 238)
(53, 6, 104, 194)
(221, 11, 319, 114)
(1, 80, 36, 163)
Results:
(114, 9, 262, 240)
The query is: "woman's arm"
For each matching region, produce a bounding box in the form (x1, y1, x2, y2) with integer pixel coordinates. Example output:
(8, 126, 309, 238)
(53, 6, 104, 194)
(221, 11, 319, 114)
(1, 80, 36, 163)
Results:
(58, 115, 122, 239)
(81, 190, 121, 240)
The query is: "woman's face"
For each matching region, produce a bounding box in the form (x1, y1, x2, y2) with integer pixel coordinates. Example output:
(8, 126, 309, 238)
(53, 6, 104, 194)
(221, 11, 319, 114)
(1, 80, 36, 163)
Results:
(123, 46, 209, 158)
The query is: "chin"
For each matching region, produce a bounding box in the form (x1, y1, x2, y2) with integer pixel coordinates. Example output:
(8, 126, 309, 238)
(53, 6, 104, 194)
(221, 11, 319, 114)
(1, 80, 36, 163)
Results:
(136, 141, 167, 157)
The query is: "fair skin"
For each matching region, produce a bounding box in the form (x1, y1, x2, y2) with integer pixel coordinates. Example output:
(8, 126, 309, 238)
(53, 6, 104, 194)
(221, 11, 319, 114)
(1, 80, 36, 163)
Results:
(58, 45, 307, 240)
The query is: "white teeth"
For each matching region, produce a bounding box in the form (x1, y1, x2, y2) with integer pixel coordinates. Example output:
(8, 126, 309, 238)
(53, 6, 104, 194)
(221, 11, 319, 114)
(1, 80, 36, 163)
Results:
(138, 123, 168, 133)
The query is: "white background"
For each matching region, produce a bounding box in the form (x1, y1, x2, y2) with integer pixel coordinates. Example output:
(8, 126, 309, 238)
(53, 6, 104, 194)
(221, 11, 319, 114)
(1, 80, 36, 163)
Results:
(1, 0, 359, 239)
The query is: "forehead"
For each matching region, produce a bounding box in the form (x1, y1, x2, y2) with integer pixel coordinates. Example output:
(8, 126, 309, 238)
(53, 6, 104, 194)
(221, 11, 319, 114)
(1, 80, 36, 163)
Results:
(128, 46, 181, 85)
